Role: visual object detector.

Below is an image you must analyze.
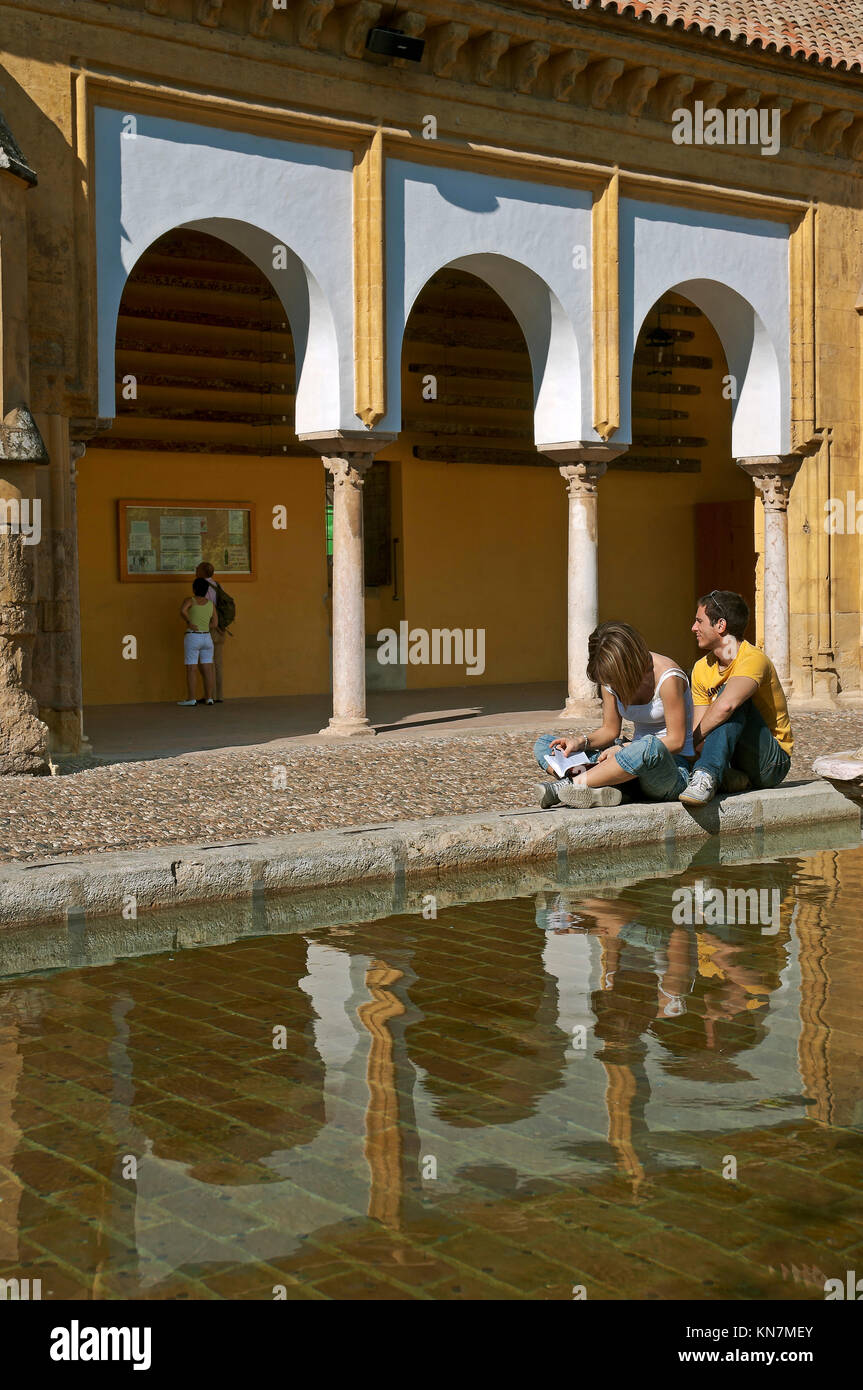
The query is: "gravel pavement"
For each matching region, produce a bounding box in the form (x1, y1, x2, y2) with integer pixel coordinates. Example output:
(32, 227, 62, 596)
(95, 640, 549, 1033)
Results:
(2, 711, 860, 864)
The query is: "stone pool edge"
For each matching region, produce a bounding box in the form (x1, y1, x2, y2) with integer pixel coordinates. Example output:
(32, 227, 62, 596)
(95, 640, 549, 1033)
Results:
(1, 778, 857, 929)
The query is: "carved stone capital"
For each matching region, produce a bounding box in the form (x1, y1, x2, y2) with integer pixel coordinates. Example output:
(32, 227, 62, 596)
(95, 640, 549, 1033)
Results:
(558, 462, 607, 498)
(542, 443, 627, 497)
(736, 453, 806, 510)
(301, 430, 396, 487)
(322, 454, 375, 489)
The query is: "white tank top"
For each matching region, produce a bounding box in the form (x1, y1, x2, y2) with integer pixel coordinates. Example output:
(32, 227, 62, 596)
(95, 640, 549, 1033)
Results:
(604, 668, 695, 758)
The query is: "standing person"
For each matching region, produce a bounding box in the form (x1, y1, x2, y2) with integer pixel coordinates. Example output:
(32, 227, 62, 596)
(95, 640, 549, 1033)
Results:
(177, 577, 216, 706)
(533, 621, 694, 808)
(679, 590, 792, 806)
(196, 561, 225, 702)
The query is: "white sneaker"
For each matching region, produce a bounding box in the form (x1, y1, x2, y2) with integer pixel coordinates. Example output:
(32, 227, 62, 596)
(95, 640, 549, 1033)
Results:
(679, 769, 717, 806)
(205, 698, 215, 705)
(177, 699, 197, 706)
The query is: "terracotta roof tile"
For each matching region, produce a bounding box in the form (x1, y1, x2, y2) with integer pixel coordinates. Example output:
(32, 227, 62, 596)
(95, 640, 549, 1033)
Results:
(591, 1, 863, 73)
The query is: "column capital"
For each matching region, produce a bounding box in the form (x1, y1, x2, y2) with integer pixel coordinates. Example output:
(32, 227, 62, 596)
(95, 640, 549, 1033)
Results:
(299, 431, 397, 486)
(538, 441, 626, 498)
(557, 461, 607, 497)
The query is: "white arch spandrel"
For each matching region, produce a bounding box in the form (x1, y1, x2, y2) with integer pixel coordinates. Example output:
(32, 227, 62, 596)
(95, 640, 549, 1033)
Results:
(93, 107, 354, 434)
(385, 159, 594, 445)
(621, 199, 791, 456)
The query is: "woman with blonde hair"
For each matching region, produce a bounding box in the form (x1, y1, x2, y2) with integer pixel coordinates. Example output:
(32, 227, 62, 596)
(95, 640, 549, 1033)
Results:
(534, 621, 694, 809)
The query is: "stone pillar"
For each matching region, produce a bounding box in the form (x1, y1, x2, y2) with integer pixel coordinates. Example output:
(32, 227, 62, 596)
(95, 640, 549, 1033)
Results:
(538, 443, 626, 718)
(299, 431, 396, 737)
(0, 111, 49, 772)
(0, 448, 49, 774)
(736, 455, 804, 696)
(64, 433, 91, 753)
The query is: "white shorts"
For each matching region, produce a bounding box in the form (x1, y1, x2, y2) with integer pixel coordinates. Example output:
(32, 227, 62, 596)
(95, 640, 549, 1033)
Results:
(184, 631, 214, 665)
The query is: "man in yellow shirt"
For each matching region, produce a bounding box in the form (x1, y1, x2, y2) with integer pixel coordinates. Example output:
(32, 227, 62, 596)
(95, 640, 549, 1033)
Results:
(679, 590, 792, 807)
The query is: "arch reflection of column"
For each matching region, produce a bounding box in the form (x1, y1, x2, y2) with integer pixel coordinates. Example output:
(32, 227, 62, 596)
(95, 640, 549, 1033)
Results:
(357, 960, 405, 1228)
(0, 1000, 25, 1265)
(794, 848, 860, 1128)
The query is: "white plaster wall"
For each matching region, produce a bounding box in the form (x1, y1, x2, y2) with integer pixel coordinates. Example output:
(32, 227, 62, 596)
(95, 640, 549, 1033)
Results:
(621, 199, 791, 455)
(384, 159, 595, 444)
(93, 107, 356, 433)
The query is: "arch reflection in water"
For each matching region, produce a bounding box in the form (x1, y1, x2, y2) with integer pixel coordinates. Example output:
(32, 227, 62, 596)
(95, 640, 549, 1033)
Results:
(0, 845, 861, 1299)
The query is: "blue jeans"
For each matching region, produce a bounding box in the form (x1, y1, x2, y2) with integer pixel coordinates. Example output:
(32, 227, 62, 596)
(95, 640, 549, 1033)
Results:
(533, 733, 689, 803)
(694, 700, 790, 789)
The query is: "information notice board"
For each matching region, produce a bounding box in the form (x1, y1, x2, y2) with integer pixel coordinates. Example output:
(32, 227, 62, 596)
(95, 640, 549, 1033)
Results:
(118, 501, 255, 581)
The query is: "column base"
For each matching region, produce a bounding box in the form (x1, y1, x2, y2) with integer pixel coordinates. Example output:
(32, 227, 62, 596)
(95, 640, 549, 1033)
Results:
(318, 717, 377, 738)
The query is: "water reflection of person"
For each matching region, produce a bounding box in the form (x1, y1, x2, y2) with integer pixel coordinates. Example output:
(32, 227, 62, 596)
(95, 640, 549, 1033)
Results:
(405, 905, 570, 1129)
(536, 891, 696, 1020)
(537, 887, 697, 1194)
(652, 863, 793, 1081)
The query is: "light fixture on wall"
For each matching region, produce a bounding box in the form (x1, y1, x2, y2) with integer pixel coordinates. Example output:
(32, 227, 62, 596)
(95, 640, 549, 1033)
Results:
(366, 3, 425, 61)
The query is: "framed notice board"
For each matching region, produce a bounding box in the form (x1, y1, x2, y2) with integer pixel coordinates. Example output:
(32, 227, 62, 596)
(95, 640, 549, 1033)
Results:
(118, 500, 255, 582)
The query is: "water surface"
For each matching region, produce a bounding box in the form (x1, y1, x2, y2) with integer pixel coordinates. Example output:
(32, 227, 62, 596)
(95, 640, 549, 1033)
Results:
(1, 838, 861, 1300)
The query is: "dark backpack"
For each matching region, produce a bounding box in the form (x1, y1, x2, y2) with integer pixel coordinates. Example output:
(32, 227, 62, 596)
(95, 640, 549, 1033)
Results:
(213, 582, 236, 631)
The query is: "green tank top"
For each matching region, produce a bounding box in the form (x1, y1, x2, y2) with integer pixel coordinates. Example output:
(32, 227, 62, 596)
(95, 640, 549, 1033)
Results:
(188, 599, 213, 632)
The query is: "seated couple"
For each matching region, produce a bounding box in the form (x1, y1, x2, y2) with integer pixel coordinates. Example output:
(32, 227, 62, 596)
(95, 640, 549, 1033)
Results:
(534, 590, 792, 811)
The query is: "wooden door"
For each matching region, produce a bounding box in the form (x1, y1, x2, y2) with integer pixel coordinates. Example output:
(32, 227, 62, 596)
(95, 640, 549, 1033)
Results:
(694, 500, 757, 642)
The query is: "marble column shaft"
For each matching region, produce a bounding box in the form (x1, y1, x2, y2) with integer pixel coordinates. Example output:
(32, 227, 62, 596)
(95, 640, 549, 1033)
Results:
(736, 455, 804, 694)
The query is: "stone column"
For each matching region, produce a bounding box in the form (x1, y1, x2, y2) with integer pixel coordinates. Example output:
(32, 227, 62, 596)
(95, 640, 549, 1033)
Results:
(538, 443, 626, 718)
(0, 112, 49, 772)
(0, 434, 50, 775)
(300, 431, 396, 737)
(65, 433, 92, 754)
(736, 455, 804, 696)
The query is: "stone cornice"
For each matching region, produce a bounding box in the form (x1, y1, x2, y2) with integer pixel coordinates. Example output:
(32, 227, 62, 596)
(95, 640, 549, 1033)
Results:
(13, 0, 863, 167)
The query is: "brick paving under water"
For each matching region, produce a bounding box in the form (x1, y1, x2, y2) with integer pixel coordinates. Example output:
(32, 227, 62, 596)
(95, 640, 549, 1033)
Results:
(0, 843, 861, 1299)
(1, 711, 861, 863)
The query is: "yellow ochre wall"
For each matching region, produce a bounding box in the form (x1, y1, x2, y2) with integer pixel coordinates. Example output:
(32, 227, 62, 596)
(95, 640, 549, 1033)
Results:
(78, 451, 330, 705)
(398, 459, 566, 687)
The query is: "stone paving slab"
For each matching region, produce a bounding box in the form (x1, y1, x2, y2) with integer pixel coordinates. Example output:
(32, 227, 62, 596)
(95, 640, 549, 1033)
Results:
(0, 778, 856, 929)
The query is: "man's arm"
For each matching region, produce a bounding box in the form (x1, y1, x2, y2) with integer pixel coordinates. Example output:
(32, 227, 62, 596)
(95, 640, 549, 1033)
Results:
(693, 675, 758, 745)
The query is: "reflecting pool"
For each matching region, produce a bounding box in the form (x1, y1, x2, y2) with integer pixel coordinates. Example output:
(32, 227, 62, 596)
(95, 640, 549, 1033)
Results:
(1, 835, 862, 1300)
